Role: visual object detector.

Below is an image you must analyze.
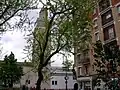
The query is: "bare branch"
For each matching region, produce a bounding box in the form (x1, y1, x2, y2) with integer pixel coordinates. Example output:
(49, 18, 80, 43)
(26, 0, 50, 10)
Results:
(39, 0, 46, 6)
(0, 5, 10, 19)
(0, 9, 20, 26)
(43, 42, 67, 67)
(43, 6, 72, 53)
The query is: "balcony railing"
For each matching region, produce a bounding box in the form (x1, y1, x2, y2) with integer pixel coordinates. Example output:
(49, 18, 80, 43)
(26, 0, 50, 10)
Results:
(77, 73, 91, 78)
(101, 10, 113, 26)
(104, 38, 116, 45)
(100, 6, 111, 15)
(102, 20, 114, 29)
(104, 38, 116, 44)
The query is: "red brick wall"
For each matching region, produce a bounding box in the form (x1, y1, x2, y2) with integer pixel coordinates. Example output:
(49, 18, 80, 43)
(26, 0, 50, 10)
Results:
(112, 0, 120, 6)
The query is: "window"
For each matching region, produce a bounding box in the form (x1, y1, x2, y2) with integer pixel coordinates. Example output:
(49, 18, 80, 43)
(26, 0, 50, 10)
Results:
(26, 80, 28, 83)
(117, 5, 120, 14)
(55, 81, 57, 85)
(85, 66, 88, 75)
(101, 10, 113, 25)
(77, 54, 80, 61)
(28, 80, 30, 84)
(92, 65, 94, 71)
(94, 19, 98, 27)
(93, 8, 96, 15)
(78, 67, 82, 76)
(97, 88, 101, 90)
(108, 27, 114, 39)
(77, 54, 81, 64)
(52, 81, 57, 85)
(52, 81, 54, 85)
(95, 33, 99, 41)
(106, 14, 111, 19)
(103, 25, 115, 41)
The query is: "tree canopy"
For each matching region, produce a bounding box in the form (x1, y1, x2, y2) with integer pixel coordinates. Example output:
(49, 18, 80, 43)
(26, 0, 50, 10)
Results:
(93, 40, 120, 90)
(0, 52, 23, 88)
(24, 0, 98, 90)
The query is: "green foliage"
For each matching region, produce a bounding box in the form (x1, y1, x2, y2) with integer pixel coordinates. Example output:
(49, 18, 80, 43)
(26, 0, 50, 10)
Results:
(0, 52, 23, 88)
(93, 40, 120, 89)
(62, 59, 73, 71)
(25, 0, 98, 89)
(25, 0, 98, 68)
(57, 0, 97, 53)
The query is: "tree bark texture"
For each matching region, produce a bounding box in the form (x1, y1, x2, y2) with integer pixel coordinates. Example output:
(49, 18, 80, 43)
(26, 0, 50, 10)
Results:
(36, 70, 43, 90)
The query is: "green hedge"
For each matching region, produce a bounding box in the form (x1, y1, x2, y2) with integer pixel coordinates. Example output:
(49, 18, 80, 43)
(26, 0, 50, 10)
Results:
(0, 88, 20, 90)
(13, 88, 20, 90)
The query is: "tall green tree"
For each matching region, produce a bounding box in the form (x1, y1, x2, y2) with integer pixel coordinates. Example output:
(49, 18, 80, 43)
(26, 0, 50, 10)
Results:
(25, 0, 98, 90)
(0, 52, 23, 88)
(93, 40, 120, 90)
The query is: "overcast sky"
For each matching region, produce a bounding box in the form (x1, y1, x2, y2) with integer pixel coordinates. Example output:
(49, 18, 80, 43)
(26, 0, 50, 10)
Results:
(0, 9, 39, 60)
(0, 30, 66, 66)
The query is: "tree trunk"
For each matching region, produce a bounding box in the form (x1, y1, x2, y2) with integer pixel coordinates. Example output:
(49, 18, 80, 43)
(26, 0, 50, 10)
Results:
(9, 79, 13, 90)
(4, 79, 7, 87)
(36, 70, 43, 90)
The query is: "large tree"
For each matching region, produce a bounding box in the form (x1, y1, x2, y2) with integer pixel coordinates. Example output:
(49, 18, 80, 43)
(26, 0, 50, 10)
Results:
(0, 52, 23, 88)
(93, 40, 120, 90)
(25, 0, 97, 90)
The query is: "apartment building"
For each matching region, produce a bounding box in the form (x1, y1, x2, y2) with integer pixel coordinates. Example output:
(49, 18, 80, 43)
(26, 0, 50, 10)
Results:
(74, 46, 92, 90)
(74, 0, 120, 90)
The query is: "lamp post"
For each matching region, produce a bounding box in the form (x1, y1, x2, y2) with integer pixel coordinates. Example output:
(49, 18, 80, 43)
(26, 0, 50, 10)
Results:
(110, 46, 117, 90)
(64, 71, 69, 90)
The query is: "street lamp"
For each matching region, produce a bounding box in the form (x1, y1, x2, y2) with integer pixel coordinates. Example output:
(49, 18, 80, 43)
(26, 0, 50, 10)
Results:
(110, 46, 118, 90)
(64, 71, 69, 90)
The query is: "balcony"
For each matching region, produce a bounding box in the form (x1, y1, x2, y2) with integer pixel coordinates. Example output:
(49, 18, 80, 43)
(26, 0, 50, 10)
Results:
(77, 75, 92, 81)
(104, 40, 117, 58)
(101, 10, 113, 26)
(103, 24, 116, 44)
(102, 20, 114, 29)
(100, 6, 111, 15)
(104, 38, 116, 45)
(77, 69, 90, 78)
(104, 39, 117, 47)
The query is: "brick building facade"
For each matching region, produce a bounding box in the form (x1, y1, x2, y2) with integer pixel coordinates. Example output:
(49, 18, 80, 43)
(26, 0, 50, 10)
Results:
(74, 0, 120, 90)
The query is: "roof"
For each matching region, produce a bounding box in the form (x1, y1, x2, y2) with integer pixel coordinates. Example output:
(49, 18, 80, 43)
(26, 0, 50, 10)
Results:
(0, 60, 33, 67)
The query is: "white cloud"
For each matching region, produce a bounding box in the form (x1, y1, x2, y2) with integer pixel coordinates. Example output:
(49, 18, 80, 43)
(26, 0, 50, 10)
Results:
(51, 53, 74, 67)
(0, 31, 26, 61)
(51, 54, 64, 67)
